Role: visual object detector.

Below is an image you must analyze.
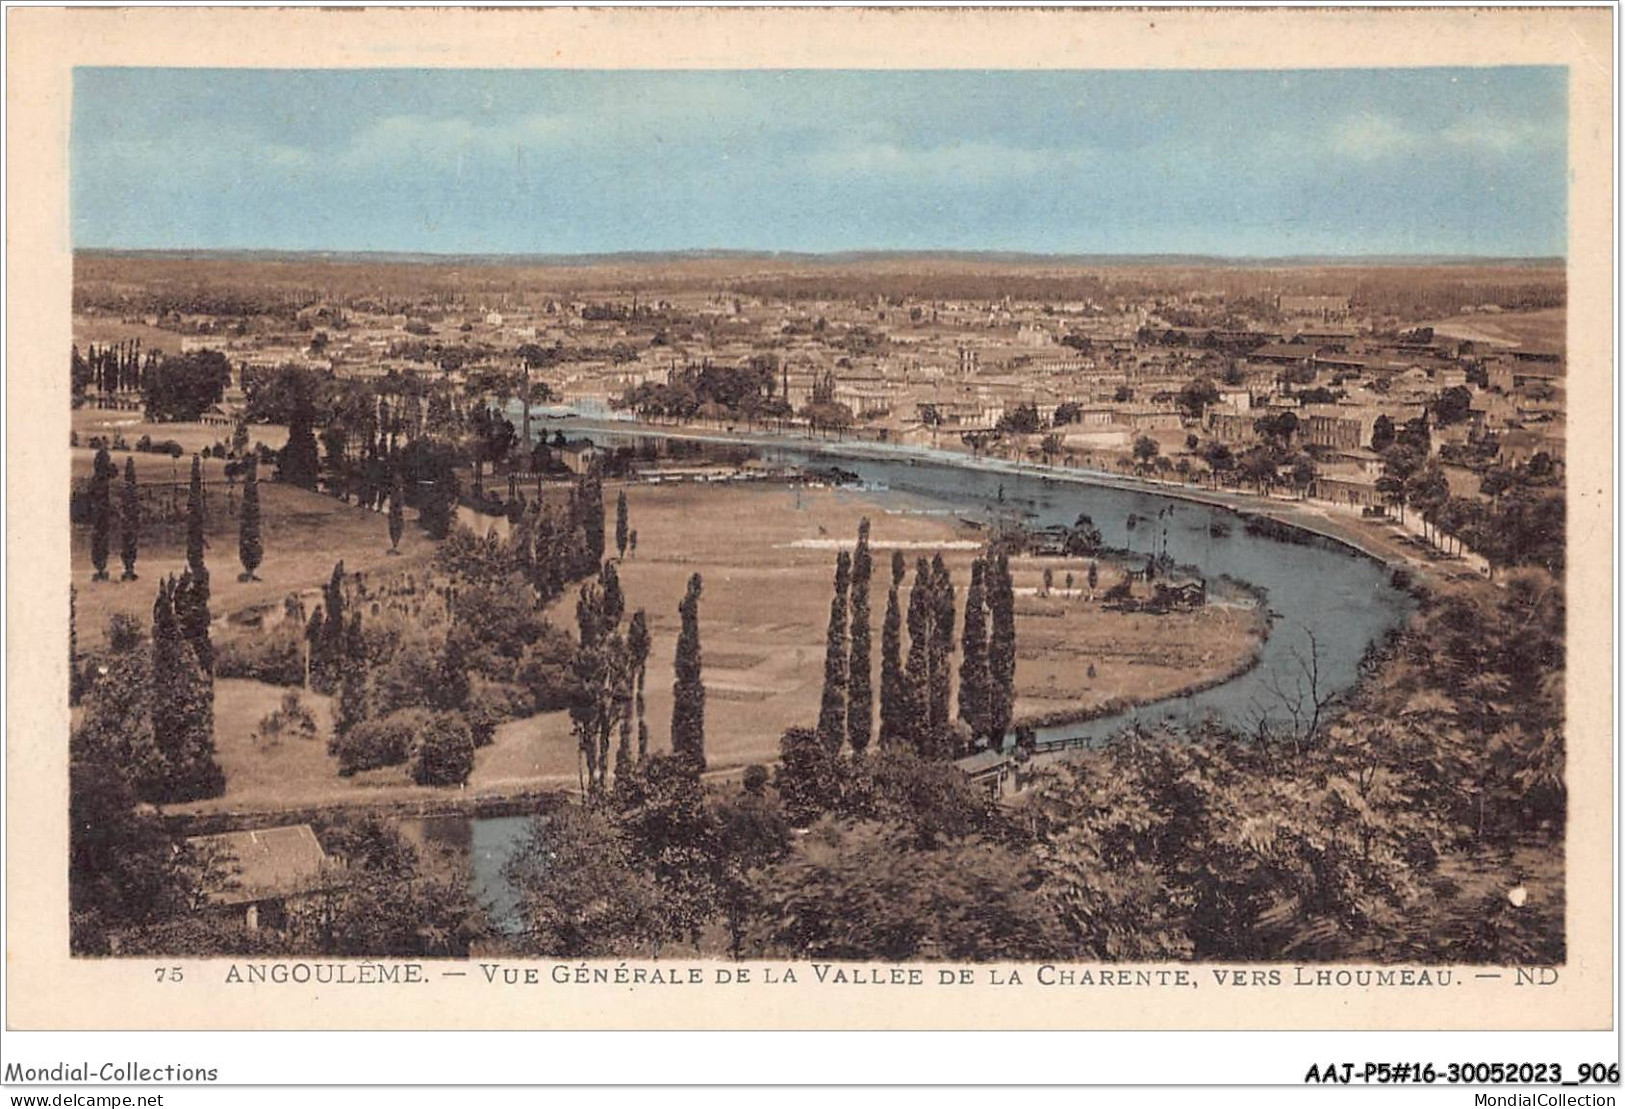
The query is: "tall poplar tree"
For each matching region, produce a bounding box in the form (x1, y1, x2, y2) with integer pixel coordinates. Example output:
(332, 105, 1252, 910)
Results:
(815, 550, 852, 753)
(846, 518, 874, 757)
(879, 550, 906, 748)
(903, 557, 933, 755)
(580, 465, 606, 570)
(615, 489, 630, 560)
(927, 553, 956, 755)
(186, 455, 206, 575)
(387, 466, 405, 553)
(958, 557, 991, 742)
(119, 456, 140, 581)
(986, 551, 1017, 751)
(238, 457, 263, 581)
(88, 447, 114, 580)
(671, 573, 706, 772)
(627, 609, 651, 762)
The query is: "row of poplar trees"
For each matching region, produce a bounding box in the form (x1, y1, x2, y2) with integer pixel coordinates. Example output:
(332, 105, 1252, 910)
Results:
(572, 562, 707, 797)
(815, 520, 1017, 762)
(86, 450, 264, 585)
(74, 451, 226, 802)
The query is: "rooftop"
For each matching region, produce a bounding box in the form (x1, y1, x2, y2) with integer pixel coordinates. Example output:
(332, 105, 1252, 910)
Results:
(187, 824, 336, 906)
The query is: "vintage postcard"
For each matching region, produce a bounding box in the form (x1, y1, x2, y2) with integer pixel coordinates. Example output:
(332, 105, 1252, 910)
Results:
(4, 6, 1614, 1035)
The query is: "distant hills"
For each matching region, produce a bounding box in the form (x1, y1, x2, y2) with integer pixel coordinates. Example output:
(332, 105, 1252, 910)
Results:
(74, 247, 1565, 270)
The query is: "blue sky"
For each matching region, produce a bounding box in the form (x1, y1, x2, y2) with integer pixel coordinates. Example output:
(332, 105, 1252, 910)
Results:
(72, 68, 1567, 257)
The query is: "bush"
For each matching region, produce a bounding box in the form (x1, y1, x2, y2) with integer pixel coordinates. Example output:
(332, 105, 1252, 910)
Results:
(333, 709, 425, 776)
(466, 679, 530, 747)
(215, 628, 305, 687)
(517, 633, 577, 713)
(412, 712, 476, 787)
(255, 690, 318, 746)
(371, 633, 440, 716)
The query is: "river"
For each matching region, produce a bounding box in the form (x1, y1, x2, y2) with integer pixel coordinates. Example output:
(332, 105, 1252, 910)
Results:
(421, 420, 1415, 932)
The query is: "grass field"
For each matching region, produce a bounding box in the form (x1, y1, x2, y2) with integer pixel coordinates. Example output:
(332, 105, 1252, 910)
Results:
(72, 411, 290, 461)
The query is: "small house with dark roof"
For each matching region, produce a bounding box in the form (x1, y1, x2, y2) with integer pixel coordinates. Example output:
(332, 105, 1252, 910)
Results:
(186, 824, 342, 932)
(955, 748, 1017, 801)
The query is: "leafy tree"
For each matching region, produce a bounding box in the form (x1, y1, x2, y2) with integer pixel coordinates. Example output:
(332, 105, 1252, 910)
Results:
(433, 624, 473, 715)
(418, 448, 459, 540)
(1253, 411, 1299, 448)
(411, 711, 476, 786)
(72, 630, 164, 797)
(333, 709, 418, 775)
(775, 725, 845, 827)
(611, 754, 721, 949)
(670, 573, 706, 771)
(142, 351, 230, 422)
(278, 375, 322, 490)
(238, 457, 262, 580)
(88, 448, 115, 580)
(996, 403, 1042, 435)
(1370, 414, 1396, 452)
(748, 820, 1064, 961)
(569, 567, 631, 795)
(296, 817, 483, 957)
(816, 550, 852, 752)
(1064, 513, 1103, 557)
(713, 779, 792, 956)
(1132, 435, 1160, 466)
(505, 805, 661, 957)
(578, 464, 607, 569)
(119, 457, 140, 580)
(68, 754, 204, 953)
(1176, 375, 1220, 419)
(148, 579, 223, 802)
(1432, 385, 1474, 427)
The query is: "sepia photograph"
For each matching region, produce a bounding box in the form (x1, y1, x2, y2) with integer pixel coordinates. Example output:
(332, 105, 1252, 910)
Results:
(4, 6, 1614, 1054)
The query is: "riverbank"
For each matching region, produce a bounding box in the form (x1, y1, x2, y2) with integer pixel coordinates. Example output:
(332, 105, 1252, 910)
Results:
(556, 414, 1477, 579)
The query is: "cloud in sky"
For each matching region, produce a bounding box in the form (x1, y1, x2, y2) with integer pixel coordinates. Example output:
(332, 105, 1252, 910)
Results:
(71, 67, 1567, 256)
(1329, 108, 1563, 163)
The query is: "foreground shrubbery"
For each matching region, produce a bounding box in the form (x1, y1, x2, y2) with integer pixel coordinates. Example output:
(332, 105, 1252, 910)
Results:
(501, 572, 1564, 965)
